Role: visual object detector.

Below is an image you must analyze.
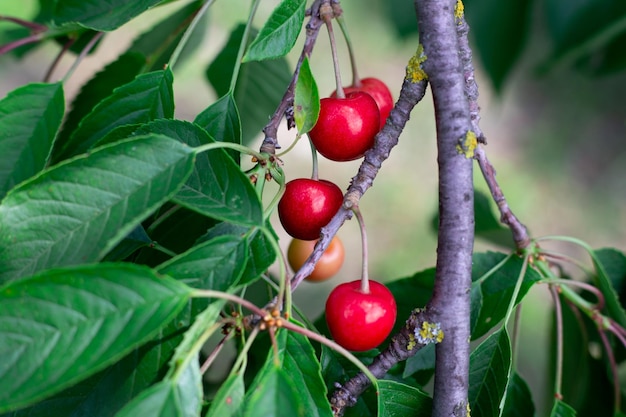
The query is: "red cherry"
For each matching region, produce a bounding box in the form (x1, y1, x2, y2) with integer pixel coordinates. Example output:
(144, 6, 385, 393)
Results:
(287, 236, 345, 282)
(308, 91, 380, 161)
(325, 280, 397, 351)
(334, 78, 393, 130)
(278, 178, 343, 240)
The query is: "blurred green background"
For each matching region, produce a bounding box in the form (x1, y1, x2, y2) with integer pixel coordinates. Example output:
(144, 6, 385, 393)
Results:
(1, 0, 625, 413)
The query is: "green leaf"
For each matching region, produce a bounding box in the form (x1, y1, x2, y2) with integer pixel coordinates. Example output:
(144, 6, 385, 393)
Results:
(474, 190, 514, 248)
(207, 24, 292, 144)
(471, 252, 541, 339)
(55, 69, 175, 160)
(383, 0, 419, 38)
(130, 119, 263, 226)
(501, 372, 535, 417)
(0, 82, 64, 199)
(52, 0, 165, 31)
(0, 263, 192, 413)
(549, 399, 576, 417)
(55, 52, 145, 154)
(468, 329, 512, 417)
(114, 354, 202, 417)
(377, 380, 432, 417)
(103, 225, 152, 261)
(0, 135, 195, 283)
(403, 343, 436, 377)
(204, 373, 245, 417)
(243, 0, 305, 62)
(194, 93, 242, 163)
(593, 248, 626, 327)
(465, 0, 532, 91)
(243, 364, 305, 417)
(293, 57, 320, 135)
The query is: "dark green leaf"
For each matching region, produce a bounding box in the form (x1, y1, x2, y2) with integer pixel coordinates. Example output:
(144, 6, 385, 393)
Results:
(207, 24, 292, 144)
(52, 0, 165, 31)
(204, 373, 245, 417)
(384, 0, 419, 38)
(0, 135, 195, 283)
(468, 329, 512, 417)
(55, 69, 174, 160)
(194, 93, 242, 163)
(0, 263, 192, 413)
(474, 190, 514, 247)
(403, 343, 435, 377)
(465, 0, 532, 91)
(243, 0, 305, 62)
(293, 57, 320, 135)
(55, 52, 146, 154)
(0, 82, 64, 199)
(471, 252, 541, 339)
(549, 399, 576, 417)
(502, 372, 535, 417)
(243, 364, 305, 417)
(114, 354, 202, 417)
(102, 224, 153, 261)
(592, 248, 626, 327)
(387, 268, 435, 337)
(378, 380, 432, 417)
(131, 119, 263, 226)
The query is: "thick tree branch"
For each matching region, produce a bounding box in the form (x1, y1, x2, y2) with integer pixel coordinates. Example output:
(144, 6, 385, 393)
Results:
(416, 1, 475, 416)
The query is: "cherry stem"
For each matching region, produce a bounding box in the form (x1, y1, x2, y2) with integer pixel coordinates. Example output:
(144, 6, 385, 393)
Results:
(0, 15, 47, 32)
(0, 32, 44, 55)
(43, 37, 75, 83)
(549, 284, 564, 400)
(62, 31, 104, 83)
(597, 326, 621, 411)
(352, 206, 370, 294)
(168, 0, 215, 71)
(200, 328, 232, 374)
(309, 138, 319, 180)
(321, 4, 345, 99)
(335, 14, 360, 87)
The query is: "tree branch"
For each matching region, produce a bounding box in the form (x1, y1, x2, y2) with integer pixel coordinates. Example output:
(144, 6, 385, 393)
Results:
(415, 1, 474, 416)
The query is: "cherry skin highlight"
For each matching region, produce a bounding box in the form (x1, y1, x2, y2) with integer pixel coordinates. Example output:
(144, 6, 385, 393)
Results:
(308, 91, 380, 161)
(278, 178, 343, 241)
(325, 279, 397, 351)
(288, 236, 345, 282)
(332, 77, 393, 130)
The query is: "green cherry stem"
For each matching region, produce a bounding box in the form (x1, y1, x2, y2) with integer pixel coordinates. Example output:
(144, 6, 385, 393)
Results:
(200, 330, 233, 374)
(168, 0, 216, 71)
(352, 206, 370, 294)
(228, 0, 261, 93)
(194, 141, 265, 160)
(309, 138, 319, 180)
(335, 14, 361, 87)
(502, 253, 529, 326)
(260, 225, 291, 316)
(321, 5, 345, 98)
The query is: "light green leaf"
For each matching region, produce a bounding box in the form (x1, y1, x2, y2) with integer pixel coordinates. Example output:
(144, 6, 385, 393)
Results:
(0, 82, 64, 199)
(468, 329, 512, 417)
(0, 263, 192, 413)
(243, 364, 305, 417)
(194, 93, 242, 163)
(0, 135, 195, 283)
(55, 69, 174, 160)
(52, 0, 165, 31)
(378, 380, 432, 417)
(293, 57, 320, 135)
(204, 373, 245, 417)
(243, 0, 305, 61)
(114, 354, 202, 417)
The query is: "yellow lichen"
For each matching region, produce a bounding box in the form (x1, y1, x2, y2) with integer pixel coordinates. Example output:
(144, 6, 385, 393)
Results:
(406, 44, 428, 82)
(416, 321, 444, 344)
(455, 0, 465, 22)
(456, 130, 477, 158)
(466, 402, 471, 417)
(407, 333, 417, 350)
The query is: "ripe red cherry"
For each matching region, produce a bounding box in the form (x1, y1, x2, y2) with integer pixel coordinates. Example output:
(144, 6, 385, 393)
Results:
(325, 279, 397, 351)
(308, 91, 380, 161)
(332, 78, 393, 130)
(278, 178, 343, 240)
(287, 236, 345, 282)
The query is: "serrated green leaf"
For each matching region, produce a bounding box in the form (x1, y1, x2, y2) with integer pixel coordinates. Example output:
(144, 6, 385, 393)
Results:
(114, 354, 202, 417)
(502, 372, 535, 417)
(207, 24, 292, 144)
(465, 0, 532, 91)
(55, 69, 175, 161)
(56, 52, 145, 153)
(0, 263, 192, 413)
(0, 82, 64, 199)
(243, 363, 305, 417)
(243, 0, 305, 62)
(471, 252, 541, 339)
(194, 93, 242, 163)
(130, 119, 263, 226)
(52, 0, 165, 31)
(0, 135, 195, 283)
(204, 372, 245, 417)
(549, 399, 576, 417)
(378, 380, 432, 417)
(468, 329, 512, 417)
(293, 57, 320, 135)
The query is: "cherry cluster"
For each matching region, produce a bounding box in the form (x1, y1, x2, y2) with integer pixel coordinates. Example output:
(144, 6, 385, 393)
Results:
(277, 76, 397, 352)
